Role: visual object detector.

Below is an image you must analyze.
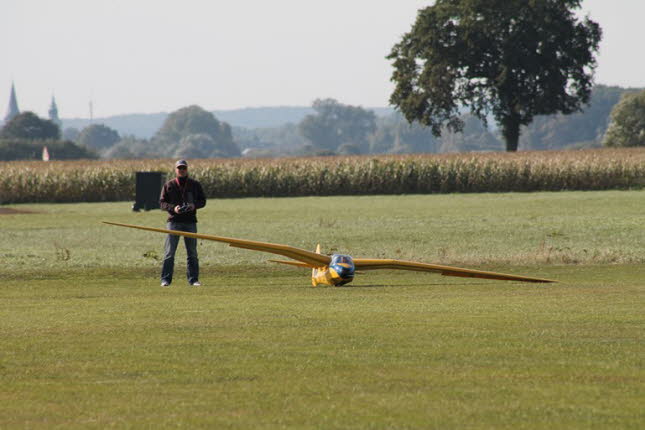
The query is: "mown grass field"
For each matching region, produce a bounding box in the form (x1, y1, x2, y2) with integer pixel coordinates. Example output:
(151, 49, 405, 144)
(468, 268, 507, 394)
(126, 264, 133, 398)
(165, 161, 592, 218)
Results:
(1, 191, 644, 429)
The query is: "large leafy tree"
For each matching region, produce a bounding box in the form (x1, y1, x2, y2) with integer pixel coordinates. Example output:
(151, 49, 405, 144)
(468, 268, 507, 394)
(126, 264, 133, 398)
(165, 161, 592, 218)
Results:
(602, 90, 645, 147)
(299, 99, 376, 153)
(154, 105, 240, 157)
(388, 0, 602, 151)
(0, 111, 60, 140)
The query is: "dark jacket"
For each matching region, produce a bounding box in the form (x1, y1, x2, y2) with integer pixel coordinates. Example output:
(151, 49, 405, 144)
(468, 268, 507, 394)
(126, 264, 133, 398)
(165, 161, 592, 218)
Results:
(159, 176, 206, 223)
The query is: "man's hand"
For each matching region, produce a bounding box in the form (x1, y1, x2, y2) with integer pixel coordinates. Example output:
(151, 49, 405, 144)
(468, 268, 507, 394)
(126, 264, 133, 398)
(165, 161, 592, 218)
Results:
(173, 204, 195, 213)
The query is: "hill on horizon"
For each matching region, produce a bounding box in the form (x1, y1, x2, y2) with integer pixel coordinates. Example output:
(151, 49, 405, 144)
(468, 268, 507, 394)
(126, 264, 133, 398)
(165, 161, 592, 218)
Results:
(62, 106, 395, 138)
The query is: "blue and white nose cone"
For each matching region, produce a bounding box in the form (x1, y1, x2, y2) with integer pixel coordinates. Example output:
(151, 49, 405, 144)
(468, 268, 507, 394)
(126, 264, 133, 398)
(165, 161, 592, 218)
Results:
(329, 254, 355, 286)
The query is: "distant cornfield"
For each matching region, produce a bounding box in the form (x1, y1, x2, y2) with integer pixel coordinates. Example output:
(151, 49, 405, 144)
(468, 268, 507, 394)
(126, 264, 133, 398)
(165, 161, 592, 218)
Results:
(1, 148, 644, 204)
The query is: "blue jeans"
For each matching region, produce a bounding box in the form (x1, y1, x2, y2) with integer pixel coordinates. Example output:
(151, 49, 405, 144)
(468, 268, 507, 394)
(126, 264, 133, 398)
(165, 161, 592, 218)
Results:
(161, 222, 199, 284)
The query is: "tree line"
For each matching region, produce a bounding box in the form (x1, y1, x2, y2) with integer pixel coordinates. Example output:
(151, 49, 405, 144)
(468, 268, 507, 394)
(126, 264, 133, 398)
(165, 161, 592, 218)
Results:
(2, 84, 643, 162)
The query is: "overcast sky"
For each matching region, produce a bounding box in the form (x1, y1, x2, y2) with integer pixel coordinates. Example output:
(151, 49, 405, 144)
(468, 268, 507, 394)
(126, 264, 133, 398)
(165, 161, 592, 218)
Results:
(1, 0, 644, 119)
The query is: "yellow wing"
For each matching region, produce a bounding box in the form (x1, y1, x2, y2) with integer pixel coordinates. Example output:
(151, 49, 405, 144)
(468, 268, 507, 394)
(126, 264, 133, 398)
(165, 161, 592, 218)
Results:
(267, 259, 315, 268)
(102, 221, 331, 267)
(353, 258, 555, 283)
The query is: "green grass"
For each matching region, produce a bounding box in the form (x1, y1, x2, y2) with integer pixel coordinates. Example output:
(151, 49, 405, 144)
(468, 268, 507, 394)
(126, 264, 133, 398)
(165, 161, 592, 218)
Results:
(3, 190, 645, 273)
(1, 191, 644, 428)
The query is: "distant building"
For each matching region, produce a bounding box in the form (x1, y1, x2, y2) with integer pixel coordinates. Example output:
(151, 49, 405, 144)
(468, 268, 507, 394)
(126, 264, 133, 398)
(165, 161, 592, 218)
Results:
(4, 82, 20, 124)
(48, 96, 62, 128)
(2, 84, 64, 130)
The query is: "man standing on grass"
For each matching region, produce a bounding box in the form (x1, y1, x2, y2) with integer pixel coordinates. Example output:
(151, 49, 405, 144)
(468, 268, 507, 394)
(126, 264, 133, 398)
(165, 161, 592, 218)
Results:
(159, 159, 206, 287)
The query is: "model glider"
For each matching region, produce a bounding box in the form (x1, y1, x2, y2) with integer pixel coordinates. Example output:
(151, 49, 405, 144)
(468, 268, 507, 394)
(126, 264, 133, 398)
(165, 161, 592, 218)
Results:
(103, 221, 555, 286)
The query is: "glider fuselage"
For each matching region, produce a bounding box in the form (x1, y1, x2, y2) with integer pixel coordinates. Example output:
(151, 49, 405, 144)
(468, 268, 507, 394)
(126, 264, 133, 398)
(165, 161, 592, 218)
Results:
(312, 254, 355, 286)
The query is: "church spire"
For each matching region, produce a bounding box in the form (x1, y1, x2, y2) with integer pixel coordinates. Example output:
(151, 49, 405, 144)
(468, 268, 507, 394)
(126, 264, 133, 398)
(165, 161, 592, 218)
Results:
(48, 95, 61, 128)
(4, 82, 20, 123)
